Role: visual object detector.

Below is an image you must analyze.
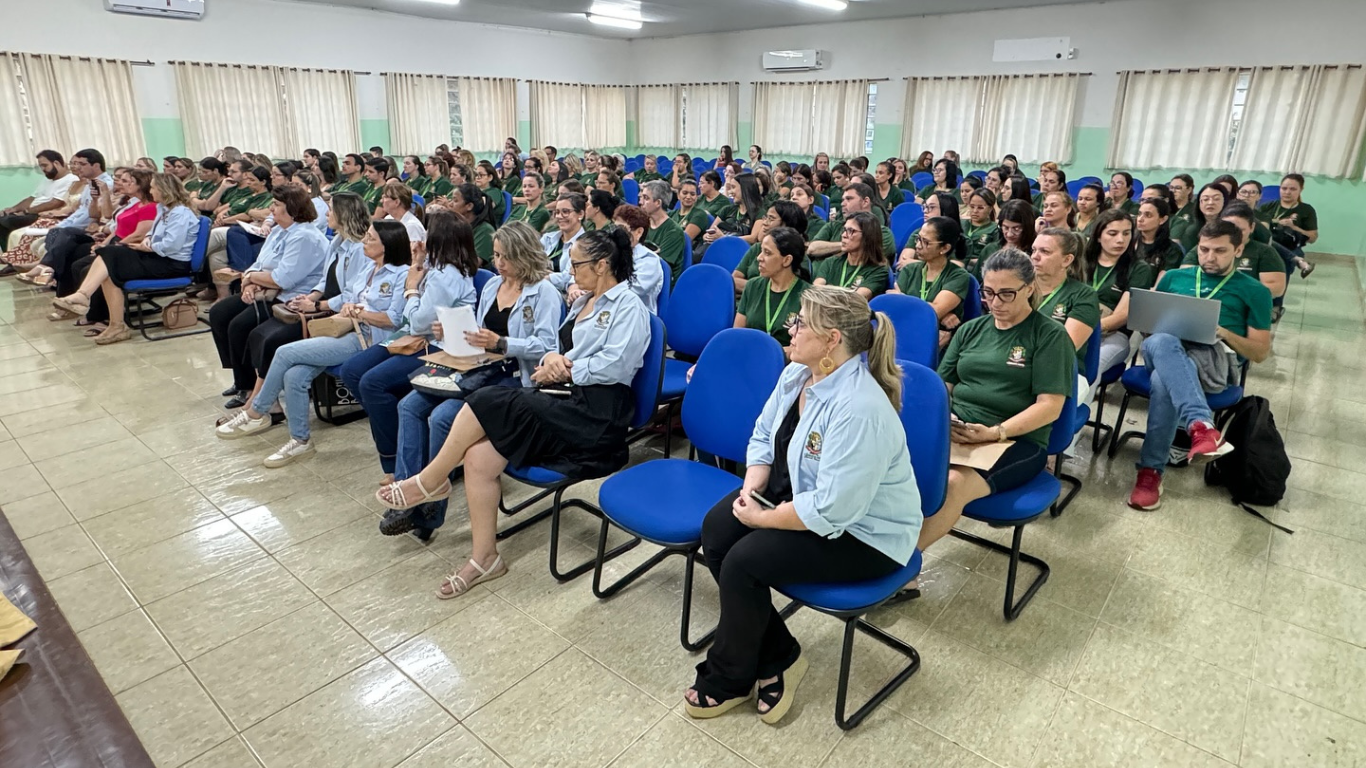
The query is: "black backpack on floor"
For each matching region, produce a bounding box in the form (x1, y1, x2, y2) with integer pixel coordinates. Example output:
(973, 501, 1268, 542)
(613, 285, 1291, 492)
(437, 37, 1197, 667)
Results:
(1204, 396, 1294, 533)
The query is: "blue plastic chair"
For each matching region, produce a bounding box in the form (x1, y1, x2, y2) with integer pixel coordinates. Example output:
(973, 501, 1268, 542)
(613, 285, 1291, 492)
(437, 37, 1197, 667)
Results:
(870, 293, 939, 369)
(777, 360, 949, 729)
(125, 216, 213, 340)
(1130, 179, 1144, 201)
(817, 193, 830, 210)
(473, 268, 495, 296)
(889, 203, 925, 252)
(1027, 177, 1038, 191)
(1260, 184, 1280, 205)
(622, 178, 639, 206)
(656, 260, 671, 319)
(814, 206, 828, 221)
(1106, 359, 1247, 459)
(494, 314, 668, 581)
(962, 275, 983, 320)
(501, 191, 512, 224)
(911, 172, 933, 189)
(1077, 176, 1102, 186)
(681, 232, 693, 276)
(952, 362, 1078, 620)
(659, 263, 736, 405)
(1054, 325, 1104, 517)
(624, 159, 641, 175)
(701, 236, 749, 273)
(1065, 180, 1086, 199)
(968, 169, 987, 182)
(591, 328, 786, 650)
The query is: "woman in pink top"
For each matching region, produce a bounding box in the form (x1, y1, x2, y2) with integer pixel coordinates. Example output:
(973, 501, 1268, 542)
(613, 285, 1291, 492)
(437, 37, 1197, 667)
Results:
(49, 168, 156, 318)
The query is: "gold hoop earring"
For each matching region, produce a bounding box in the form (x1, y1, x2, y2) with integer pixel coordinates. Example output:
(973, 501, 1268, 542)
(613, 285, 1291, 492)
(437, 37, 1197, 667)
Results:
(818, 357, 836, 374)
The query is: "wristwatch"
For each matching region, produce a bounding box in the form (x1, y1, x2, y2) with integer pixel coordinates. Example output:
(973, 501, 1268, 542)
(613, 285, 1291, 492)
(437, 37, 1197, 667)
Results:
(494, 337, 508, 354)
(996, 424, 1008, 442)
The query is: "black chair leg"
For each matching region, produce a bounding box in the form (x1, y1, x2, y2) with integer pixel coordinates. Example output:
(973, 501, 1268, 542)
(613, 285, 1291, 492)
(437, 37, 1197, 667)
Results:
(590, 518, 715, 651)
(1050, 458, 1082, 517)
(549, 494, 640, 582)
(1107, 391, 1140, 458)
(1089, 384, 1112, 454)
(948, 525, 1050, 621)
(833, 615, 922, 731)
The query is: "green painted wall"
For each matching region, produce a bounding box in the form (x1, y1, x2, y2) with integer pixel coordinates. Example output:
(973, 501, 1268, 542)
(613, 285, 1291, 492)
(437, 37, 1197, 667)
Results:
(517, 120, 531, 150)
(0, 168, 40, 209)
(737, 122, 752, 157)
(141, 117, 185, 161)
(871, 122, 903, 167)
(359, 119, 391, 154)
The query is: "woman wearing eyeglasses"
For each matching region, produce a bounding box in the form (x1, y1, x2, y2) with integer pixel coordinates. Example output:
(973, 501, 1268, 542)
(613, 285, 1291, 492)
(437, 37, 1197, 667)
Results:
(892, 216, 971, 348)
(541, 192, 587, 292)
(812, 212, 890, 300)
(917, 248, 1072, 556)
(1084, 208, 1152, 376)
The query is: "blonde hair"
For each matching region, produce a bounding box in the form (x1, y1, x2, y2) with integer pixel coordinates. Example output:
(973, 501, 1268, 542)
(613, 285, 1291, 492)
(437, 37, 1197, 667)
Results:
(562, 154, 582, 177)
(492, 221, 551, 286)
(800, 286, 901, 409)
(150, 172, 192, 209)
(456, 149, 477, 169)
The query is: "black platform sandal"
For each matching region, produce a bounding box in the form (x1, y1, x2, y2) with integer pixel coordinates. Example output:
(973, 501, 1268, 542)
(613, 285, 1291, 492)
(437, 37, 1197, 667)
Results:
(757, 653, 809, 725)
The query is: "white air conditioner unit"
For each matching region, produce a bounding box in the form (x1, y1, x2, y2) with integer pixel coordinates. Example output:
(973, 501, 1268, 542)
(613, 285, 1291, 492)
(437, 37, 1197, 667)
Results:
(763, 49, 824, 72)
(104, 0, 205, 21)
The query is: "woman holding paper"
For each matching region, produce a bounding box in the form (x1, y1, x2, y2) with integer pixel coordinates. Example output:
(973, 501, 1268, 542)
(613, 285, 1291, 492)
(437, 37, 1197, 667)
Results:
(341, 210, 481, 481)
(379, 221, 562, 540)
(917, 248, 1072, 555)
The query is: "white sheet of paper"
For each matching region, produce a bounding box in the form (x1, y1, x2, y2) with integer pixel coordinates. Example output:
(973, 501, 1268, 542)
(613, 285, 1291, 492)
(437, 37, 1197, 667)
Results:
(236, 221, 263, 237)
(435, 305, 482, 356)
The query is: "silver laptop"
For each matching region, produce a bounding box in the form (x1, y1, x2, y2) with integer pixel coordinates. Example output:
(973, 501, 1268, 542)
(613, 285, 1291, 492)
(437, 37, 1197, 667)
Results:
(1126, 288, 1221, 345)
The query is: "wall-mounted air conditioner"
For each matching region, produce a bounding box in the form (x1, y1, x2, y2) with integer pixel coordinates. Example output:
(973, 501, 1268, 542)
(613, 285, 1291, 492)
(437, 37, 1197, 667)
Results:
(104, 0, 205, 21)
(763, 50, 824, 72)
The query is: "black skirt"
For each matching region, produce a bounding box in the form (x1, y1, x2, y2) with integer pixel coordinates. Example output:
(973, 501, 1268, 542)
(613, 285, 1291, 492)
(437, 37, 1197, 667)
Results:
(100, 244, 193, 287)
(466, 383, 634, 478)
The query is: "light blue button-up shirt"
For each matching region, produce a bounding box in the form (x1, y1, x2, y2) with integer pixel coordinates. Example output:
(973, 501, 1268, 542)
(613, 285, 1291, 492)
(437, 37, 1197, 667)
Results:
(399, 263, 477, 341)
(349, 261, 410, 345)
(475, 275, 562, 387)
(748, 360, 923, 565)
(246, 222, 329, 301)
(311, 197, 329, 234)
(630, 243, 664, 315)
(560, 280, 650, 387)
(542, 227, 586, 292)
(58, 172, 113, 229)
(146, 204, 201, 262)
(312, 236, 367, 297)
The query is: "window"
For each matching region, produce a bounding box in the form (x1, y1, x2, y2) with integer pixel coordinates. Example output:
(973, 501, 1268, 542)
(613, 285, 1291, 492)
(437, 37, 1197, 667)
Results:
(447, 78, 463, 147)
(1227, 70, 1252, 164)
(865, 83, 878, 155)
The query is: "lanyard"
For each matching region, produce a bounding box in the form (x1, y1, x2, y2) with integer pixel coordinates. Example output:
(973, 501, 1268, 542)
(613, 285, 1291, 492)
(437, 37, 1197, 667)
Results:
(763, 280, 798, 333)
(839, 260, 855, 288)
(1036, 281, 1066, 315)
(1090, 265, 1115, 292)
(1194, 269, 1235, 300)
(918, 264, 947, 302)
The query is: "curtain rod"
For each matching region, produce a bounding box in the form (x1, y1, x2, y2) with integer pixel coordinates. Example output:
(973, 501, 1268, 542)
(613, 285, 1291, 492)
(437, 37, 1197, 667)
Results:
(754, 77, 890, 85)
(167, 60, 370, 75)
(903, 72, 1092, 79)
(1120, 64, 1361, 74)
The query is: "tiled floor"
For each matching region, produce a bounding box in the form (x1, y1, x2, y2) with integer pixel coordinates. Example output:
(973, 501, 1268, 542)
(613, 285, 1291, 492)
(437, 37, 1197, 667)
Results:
(1, 262, 1364, 768)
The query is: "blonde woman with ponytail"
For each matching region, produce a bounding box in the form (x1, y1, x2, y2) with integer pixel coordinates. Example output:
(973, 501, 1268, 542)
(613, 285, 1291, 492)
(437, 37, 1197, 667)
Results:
(683, 285, 923, 726)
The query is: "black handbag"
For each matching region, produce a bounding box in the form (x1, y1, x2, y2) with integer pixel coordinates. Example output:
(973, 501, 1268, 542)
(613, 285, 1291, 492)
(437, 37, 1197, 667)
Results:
(407, 357, 518, 399)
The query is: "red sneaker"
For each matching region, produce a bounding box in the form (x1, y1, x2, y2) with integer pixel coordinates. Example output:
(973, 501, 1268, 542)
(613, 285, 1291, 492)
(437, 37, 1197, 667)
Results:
(1188, 421, 1233, 465)
(1128, 468, 1163, 510)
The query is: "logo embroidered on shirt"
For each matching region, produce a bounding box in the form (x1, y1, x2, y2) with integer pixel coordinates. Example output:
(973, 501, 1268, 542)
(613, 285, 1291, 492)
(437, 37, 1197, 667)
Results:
(852, 276, 864, 288)
(595, 310, 611, 329)
(1239, 257, 1251, 269)
(1051, 304, 1068, 320)
(378, 282, 392, 296)
(522, 305, 534, 323)
(804, 431, 822, 459)
(1006, 345, 1027, 368)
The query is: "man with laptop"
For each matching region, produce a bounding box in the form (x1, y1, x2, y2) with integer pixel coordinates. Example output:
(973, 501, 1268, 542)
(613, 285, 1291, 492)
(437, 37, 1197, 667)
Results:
(1125, 219, 1273, 510)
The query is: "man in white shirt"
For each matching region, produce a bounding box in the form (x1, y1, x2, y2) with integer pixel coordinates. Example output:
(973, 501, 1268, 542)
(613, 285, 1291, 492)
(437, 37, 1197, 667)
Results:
(0, 150, 76, 251)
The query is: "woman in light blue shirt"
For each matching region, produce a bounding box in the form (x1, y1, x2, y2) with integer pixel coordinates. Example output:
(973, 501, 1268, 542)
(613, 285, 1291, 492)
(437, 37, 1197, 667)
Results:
(341, 209, 480, 480)
(216, 220, 410, 469)
(684, 286, 922, 725)
(376, 228, 651, 600)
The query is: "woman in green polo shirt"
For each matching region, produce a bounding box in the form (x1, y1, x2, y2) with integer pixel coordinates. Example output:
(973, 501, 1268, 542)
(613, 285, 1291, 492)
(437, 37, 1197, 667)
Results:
(1234, 181, 1273, 245)
(1108, 173, 1140, 216)
(1037, 191, 1077, 233)
(401, 156, 430, 198)
(917, 158, 960, 203)
(896, 191, 960, 274)
(812, 212, 889, 300)
(1260, 173, 1318, 278)
(873, 161, 906, 213)
(1084, 208, 1152, 376)
(1181, 183, 1229, 255)
(908, 151, 934, 179)
(961, 189, 1000, 275)
(670, 179, 711, 241)
(1031, 228, 1101, 392)
(508, 172, 550, 233)
(450, 183, 497, 264)
(219, 166, 273, 224)
(473, 161, 505, 225)
(422, 157, 454, 202)
(735, 226, 810, 349)
(892, 216, 972, 348)
(1135, 198, 1184, 273)
(633, 155, 662, 184)
(696, 171, 736, 222)
(1000, 176, 1034, 212)
(789, 184, 826, 241)
(732, 200, 809, 294)
(498, 152, 522, 198)
(668, 153, 693, 194)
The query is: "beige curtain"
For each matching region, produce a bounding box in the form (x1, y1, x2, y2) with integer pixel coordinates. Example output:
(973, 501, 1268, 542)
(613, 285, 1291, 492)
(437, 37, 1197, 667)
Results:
(977, 74, 1080, 165)
(21, 54, 143, 165)
(636, 84, 679, 149)
(175, 62, 290, 159)
(753, 82, 813, 156)
(1294, 66, 1366, 178)
(1233, 65, 1366, 178)
(385, 72, 449, 155)
(585, 85, 627, 148)
(810, 80, 869, 158)
(1229, 66, 1311, 173)
(901, 77, 985, 164)
(282, 68, 358, 157)
(682, 83, 736, 151)
(530, 81, 584, 149)
(0, 54, 29, 165)
(458, 77, 516, 153)
(1108, 68, 1239, 170)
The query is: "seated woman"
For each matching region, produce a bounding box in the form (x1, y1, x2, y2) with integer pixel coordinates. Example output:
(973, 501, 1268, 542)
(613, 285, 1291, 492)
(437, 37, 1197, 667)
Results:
(443, 183, 496, 265)
(917, 249, 1071, 556)
(733, 200, 807, 295)
(422, 157, 454, 202)
(788, 183, 826, 241)
(897, 191, 960, 269)
(996, 199, 1037, 260)
(611, 203, 665, 313)
(400, 156, 429, 197)
(1234, 180, 1273, 246)
(585, 189, 618, 232)
(1074, 182, 1107, 241)
(498, 153, 522, 200)
(962, 189, 1000, 275)
(542, 192, 588, 290)
(917, 159, 961, 204)
(508, 171, 549, 233)
(1037, 191, 1077, 233)
(381, 221, 561, 539)
(376, 228, 651, 598)
(1031, 228, 1101, 400)
(342, 210, 480, 480)
(1136, 198, 1183, 273)
(631, 154, 662, 184)
(873, 161, 905, 213)
(206, 166, 274, 301)
(670, 179, 711, 243)
(1180, 183, 1229, 255)
(1260, 173, 1317, 278)
(1000, 175, 1034, 212)
(1084, 208, 1151, 375)
(474, 161, 506, 224)
(893, 216, 972, 347)
(50, 173, 199, 344)
(697, 170, 737, 222)
(1108, 173, 1140, 216)
(379, 181, 426, 245)
(216, 221, 410, 466)
(48, 168, 156, 319)
(812, 212, 890, 300)
(705, 174, 763, 248)
(735, 226, 810, 349)
(210, 185, 331, 406)
(682, 286, 920, 723)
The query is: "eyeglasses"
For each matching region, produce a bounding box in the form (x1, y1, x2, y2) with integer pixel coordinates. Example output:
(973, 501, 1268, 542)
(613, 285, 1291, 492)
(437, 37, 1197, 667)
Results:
(786, 315, 806, 333)
(569, 257, 599, 271)
(980, 284, 1029, 304)
(914, 236, 941, 248)
(553, 209, 576, 216)
(841, 227, 860, 236)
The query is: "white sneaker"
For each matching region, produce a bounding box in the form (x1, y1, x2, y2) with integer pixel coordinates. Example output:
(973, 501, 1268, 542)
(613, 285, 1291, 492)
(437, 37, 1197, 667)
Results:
(217, 410, 271, 440)
(264, 438, 314, 468)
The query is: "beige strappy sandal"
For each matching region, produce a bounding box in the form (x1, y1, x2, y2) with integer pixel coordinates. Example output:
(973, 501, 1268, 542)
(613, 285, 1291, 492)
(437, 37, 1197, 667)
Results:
(375, 474, 452, 510)
(436, 555, 506, 599)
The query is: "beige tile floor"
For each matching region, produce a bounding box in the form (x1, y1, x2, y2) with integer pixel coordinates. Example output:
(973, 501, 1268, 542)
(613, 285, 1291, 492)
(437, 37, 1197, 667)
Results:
(1, 261, 1364, 768)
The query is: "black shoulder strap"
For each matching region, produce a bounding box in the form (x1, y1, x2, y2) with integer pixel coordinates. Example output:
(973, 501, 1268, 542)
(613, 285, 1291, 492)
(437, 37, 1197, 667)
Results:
(1234, 500, 1294, 534)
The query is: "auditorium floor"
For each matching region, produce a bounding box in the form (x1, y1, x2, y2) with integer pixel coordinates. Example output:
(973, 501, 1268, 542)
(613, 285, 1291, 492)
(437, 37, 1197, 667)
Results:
(0, 263, 1363, 768)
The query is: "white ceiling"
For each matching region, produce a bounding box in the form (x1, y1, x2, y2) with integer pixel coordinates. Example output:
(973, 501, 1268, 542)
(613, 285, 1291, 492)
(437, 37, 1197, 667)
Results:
(287, 0, 1101, 39)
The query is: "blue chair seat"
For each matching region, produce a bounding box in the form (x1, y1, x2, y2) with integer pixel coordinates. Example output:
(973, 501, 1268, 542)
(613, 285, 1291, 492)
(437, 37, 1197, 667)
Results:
(660, 359, 690, 400)
(1100, 362, 1124, 385)
(1120, 365, 1243, 409)
(598, 460, 741, 546)
(126, 276, 193, 292)
(964, 473, 1062, 525)
(504, 464, 568, 486)
(781, 551, 922, 612)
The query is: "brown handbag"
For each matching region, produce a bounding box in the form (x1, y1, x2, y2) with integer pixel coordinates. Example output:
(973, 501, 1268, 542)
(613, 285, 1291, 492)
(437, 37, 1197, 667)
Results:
(384, 335, 428, 356)
(306, 314, 358, 339)
(162, 298, 200, 331)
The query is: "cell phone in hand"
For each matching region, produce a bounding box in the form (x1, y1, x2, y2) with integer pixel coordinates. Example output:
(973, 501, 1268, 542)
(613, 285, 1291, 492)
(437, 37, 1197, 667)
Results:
(748, 490, 776, 509)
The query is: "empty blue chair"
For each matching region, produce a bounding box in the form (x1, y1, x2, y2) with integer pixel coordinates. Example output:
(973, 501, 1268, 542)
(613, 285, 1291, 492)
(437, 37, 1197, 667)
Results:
(473, 268, 495, 296)
(592, 328, 786, 650)
(501, 191, 512, 224)
(495, 314, 668, 581)
(1260, 184, 1280, 205)
(412, 193, 426, 208)
(125, 215, 213, 340)
(1065, 179, 1086, 199)
(1130, 178, 1144, 201)
(1106, 360, 1247, 459)
(813, 206, 828, 221)
(776, 360, 949, 729)
(870, 293, 939, 369)
(968, 169, 987, 182)
(911, 171, 933, 189)
(701, 236, 749, 273)
(962, 275, 983, 320)
(622, 178, 639, 206)
(889, 202, 925, 252)
(659, 264, 735, 404)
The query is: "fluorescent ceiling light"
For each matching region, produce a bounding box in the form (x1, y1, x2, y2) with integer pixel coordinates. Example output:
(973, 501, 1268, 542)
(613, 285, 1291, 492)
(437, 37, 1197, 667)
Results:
(412, 0, 460, 5)
(586, 13, 642, 29)
(797, 0, 848, 10)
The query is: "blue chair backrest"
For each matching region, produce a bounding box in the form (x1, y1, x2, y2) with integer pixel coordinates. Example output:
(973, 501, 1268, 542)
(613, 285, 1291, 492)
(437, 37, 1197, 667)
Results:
(911, 172, 933, 189)
(1083, 321, 1101, 385)
(656, 259, 671, 318)
(871, 293, 939, 370)
(760, 160, 772, 169)
(630, 315, 668, 430)
(681, 232, 693, 273)
(473, 268, 495, 295)
(622, 178, 639, 206)
(702, 236, 748, 273)
(1260, 184, 1280, 205)
(1065, 180, 1085, 199)
(1077, 176, 1102, 186)
(1130, 179, 1144, 200)
(967, 170, 987, 181)
(899, 361, 950, 513)
(188, 216, 213, 272)
(657, 155, 671, 168)
(817, 193, 829, 210)
(963, 275, 983, 320)
(1045, 361, 1080, 456)
(683, 328, 786, 463)
(813, 206, 828, 221)
(624, 160, 641, 175)
(663, 263, 734, 357)
(501, 191, 512, 224)
(890, 203, 925, 252)
(412, 193, 426, 207)
(1027, 177, 1038, 190)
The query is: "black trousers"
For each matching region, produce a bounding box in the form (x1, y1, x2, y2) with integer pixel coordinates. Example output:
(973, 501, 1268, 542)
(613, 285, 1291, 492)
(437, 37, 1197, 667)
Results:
(210, 298, 273, 391)
(247, 318, 305, 379)
(693, 490, 901, 700)
(0, 213, 38, 251)
(47, 231, 94, 292)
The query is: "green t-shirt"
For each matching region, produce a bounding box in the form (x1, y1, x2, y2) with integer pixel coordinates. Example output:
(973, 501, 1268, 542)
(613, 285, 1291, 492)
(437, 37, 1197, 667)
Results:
(961, 220, 1000, 276)
(472, 221, 495, 265)
(1035, 278, 1101, 365)
(184, 179, 202, 194)
(896, 261, 972, 322)
(509, 201, 550, 234)
(917, 185, 961, 205)
(671, 205, 711, 236)
(1169, 202, 1196, 245)
(735, 242, 762, 280)
(408, 176, 433, 198)
(1139, 240, 1186, 271)
(334, 178, 370, 198)
(1154, 266, 1272, 338)
(220, 185, 248, 207)
(634, 171, 662, 184)
(814, 254, 889, 297)
(1089, 259, 1156, 311)
(502, 175, 522, 197)
(648, 217, 687, 286)
(195, 180, 222, 201)
(430, 177, 454, 199)
(1032, 191, 1047, 209)
(938, 311, 1075, 447)
(697, 194, 737, 222)
(876, 185, 905, 212)
(804, 212, 825, 241)
(1181, 241, 1282, 280)
(481, 185, 506, 224)
(228, 190, 272, 217)
(1116, 198, 1140, 216)
(1259, 200, 1318, 233)
(737, 277, 810, 347)
(1253, 221, 1271, 245)
(362, 182, 383, 213)
(813, 220, 896, 260)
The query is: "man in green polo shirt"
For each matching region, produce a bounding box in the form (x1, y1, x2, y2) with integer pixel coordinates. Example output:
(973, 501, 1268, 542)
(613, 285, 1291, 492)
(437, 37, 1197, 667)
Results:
(334, 153, 370, 197)
(807, 182, 894, 262)
(1181, 201, 1285, 307)
(363, 157, 389, 216)
(640, 180, 686, 285)
(1128, 219, 1272, 511)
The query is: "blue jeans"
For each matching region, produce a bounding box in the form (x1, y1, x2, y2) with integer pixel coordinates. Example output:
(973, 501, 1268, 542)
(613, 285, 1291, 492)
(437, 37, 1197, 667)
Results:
(252, 334, 363, 441)
(395, 390, 469, 528)
(225, 228, 266, 271)
(1138, 333, 1214, 472)
(340, 343, 425, 474)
